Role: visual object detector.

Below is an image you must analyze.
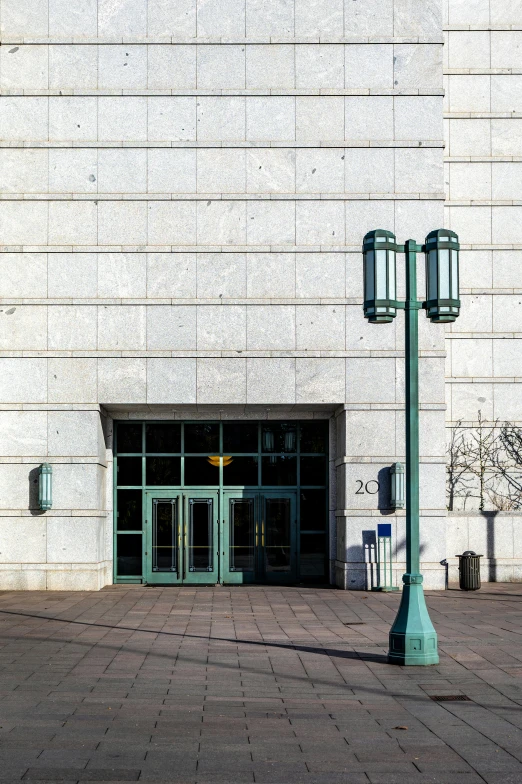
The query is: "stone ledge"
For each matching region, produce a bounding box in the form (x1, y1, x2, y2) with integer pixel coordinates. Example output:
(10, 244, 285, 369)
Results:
(2, 38, 446, 45)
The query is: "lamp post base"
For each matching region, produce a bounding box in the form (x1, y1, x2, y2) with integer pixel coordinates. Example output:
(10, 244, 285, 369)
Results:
(388, 574, 439, 666)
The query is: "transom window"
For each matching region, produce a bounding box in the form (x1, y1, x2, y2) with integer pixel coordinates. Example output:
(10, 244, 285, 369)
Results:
(115, 420, 328, 488)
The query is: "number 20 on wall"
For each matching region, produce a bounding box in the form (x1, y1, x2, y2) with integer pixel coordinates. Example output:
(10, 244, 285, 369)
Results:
(355, 480, 380, 495)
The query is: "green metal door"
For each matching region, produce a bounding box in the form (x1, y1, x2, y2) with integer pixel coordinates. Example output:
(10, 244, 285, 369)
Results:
(222, 491, 297, 584)
(145, 490, 219, 585)
(222, 492, 258, 584)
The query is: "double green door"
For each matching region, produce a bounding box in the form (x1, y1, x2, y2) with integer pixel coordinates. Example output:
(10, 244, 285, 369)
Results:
(144, 490, 297, 585)
(222, 491, 297, 584)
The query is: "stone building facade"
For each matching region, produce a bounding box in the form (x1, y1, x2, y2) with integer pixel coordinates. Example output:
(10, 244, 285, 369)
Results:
(0, 0, 519, 590)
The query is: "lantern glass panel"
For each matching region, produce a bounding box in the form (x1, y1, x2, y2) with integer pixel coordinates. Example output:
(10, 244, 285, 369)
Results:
(39, 465, 52, 511)
(376, 249, 387, 299)
(439, 248, 450, 299)
(388, 250, 396, 300)
(390, 463, 405, 509)
(451, 249, 459, 299)
(428, 249, 437, 299)
(364, 250, 374, 301)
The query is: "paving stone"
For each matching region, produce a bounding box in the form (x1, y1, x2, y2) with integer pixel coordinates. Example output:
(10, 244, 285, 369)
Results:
(0, 585, 520, 782)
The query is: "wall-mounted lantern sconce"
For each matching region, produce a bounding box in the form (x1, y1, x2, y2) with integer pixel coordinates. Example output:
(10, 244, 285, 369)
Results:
(39, 463, 52, 511)
(390, 462, 405, 510)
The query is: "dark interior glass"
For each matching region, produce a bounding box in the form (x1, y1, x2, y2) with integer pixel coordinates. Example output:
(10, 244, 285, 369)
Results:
(300, 421, 327, 453)
(146, 457, 181, 486)
(153, 500, 177, 572)
(117, 490, 142, 530)
(223, 422, 258, 453)
(265, 498, 291, 572)
(146, 423, 181, 453)
(223, 456, 259, 486)
(117, 534, 142, 575)
(262, 423, 297, 453)
(116, 423, 142, 453)
(300, 533, 326, 577)
(229, 498, 254, 571)
(117, 457, 142, 486)
(184, 423, 219, 453)
(184, 457, 219, 486)
(300, 490, 327, 531)
(189, 500, 212, 571)
(300, 456, 327, 486)
(262, 456, 297, 486)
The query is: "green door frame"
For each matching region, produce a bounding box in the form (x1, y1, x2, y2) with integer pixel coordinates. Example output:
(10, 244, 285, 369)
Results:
(222, 490, 297, 585)
(144, 489, 219, 585)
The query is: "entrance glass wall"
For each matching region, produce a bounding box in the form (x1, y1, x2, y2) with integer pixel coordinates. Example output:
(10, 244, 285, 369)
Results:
(114, 421, 329, 585)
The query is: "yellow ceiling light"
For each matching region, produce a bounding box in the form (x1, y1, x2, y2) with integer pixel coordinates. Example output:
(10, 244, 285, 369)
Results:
(206, 456, 234, 467)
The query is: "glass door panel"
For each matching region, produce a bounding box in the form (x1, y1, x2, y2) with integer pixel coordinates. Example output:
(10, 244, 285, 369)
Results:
(230, 498, 255, 572)
(264, 498, 291, 573)
(152, 498, 178, 573)
(184, 491, 219, 584)
(222, 492, 257, 584)
(263, 493, 297, 583)
(187, 497, 215, 575)
(145, 492, 182, 585)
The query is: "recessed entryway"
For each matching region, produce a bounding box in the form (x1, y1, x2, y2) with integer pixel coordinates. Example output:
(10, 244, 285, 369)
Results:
(114, 420, 329, 585)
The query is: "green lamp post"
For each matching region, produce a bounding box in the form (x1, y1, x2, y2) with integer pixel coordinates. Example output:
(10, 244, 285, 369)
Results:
(363, 228, 460, 665)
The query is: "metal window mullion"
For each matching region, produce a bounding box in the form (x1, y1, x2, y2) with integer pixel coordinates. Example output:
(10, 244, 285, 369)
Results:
(296, 423, 301, 578)
(140, 424, 146, 581)
(296, 422, 301, 486)
(181, 423, 185, 488)
(113, 448, 118, 583)
(219, 422, 223, 488)
(172, 500, 177, 572)
(141, 422, 146, 488)
(258, 422, 262, 486)
(206, 498, 211, 572)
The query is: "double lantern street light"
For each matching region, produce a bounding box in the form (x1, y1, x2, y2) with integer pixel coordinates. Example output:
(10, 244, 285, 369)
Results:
(363, 229, 460, 666)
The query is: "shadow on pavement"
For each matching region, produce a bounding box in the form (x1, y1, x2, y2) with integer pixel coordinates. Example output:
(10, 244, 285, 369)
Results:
(0, 608, 389, 665)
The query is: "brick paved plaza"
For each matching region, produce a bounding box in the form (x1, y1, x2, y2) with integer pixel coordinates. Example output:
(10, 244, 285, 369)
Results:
(0, 585, 521, 783)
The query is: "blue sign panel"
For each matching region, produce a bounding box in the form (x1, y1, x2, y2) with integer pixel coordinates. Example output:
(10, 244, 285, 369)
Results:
(377, 523, 392, 537)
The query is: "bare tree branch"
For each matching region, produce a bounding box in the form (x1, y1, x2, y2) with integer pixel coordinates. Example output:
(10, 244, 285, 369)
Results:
(446, 419, 474, 511)
(447, 414, 522, 512)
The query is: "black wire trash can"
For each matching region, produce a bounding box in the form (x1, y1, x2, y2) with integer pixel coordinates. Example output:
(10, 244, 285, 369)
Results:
(456, 551, 483, 591)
